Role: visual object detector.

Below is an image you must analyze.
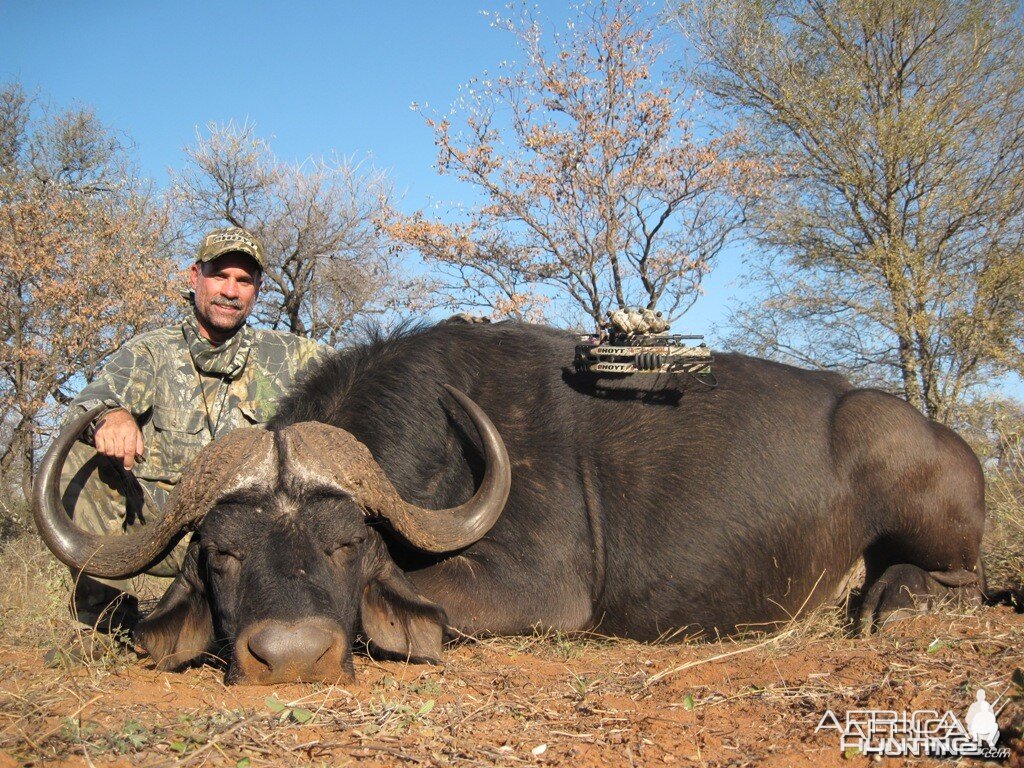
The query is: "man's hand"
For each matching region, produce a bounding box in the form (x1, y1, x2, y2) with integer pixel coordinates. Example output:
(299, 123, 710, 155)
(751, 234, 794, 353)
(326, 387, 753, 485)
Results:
(94, 409, 144, 471)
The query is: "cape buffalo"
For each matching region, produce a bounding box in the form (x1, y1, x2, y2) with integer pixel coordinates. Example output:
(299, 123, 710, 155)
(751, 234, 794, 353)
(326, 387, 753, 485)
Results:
(35, 321, 985, 684)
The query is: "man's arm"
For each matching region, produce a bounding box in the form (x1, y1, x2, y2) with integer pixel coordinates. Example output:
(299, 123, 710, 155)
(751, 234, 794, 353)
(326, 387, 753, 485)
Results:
(70, 337, 156, 471)
(297, 336, 327, 368)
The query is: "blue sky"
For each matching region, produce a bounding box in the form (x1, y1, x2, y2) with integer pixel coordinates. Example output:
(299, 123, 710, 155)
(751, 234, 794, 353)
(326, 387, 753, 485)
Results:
(0, 0, 746, 337)
(6, 2, 1017, 405)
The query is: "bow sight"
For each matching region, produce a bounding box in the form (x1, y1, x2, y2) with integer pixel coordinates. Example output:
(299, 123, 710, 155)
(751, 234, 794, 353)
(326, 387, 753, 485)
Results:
(574, 308, 714, 381)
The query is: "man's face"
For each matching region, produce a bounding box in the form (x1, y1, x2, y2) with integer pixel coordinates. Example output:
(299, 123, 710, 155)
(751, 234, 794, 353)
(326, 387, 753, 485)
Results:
(189, 253, 261, 342)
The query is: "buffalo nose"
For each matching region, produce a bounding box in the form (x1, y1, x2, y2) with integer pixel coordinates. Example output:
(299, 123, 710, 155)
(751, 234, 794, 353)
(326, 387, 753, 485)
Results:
(249, 623, 333, 670)
(235, 620, 350, 683)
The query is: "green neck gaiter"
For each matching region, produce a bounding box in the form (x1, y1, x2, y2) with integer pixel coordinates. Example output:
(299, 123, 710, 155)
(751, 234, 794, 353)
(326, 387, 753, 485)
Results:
(183, 313, 253, 378)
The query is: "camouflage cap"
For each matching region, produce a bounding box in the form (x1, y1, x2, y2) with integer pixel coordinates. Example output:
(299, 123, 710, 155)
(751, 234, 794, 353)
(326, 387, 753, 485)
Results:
(196, 227, 264, 270)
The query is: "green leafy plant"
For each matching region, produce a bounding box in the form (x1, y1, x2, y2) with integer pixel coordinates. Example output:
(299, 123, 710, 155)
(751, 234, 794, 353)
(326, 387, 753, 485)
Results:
(265, 696, 314, 724)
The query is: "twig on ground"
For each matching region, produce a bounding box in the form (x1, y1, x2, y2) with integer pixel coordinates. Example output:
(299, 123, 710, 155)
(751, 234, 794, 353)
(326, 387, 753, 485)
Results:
(645, 629, 798, 686)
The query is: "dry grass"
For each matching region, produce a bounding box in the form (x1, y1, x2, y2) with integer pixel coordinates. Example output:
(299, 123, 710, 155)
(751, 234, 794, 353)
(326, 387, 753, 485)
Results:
(0, 535, 71, 645)
(0, 487, 1022, 767)
(985, 470, 1024, 593)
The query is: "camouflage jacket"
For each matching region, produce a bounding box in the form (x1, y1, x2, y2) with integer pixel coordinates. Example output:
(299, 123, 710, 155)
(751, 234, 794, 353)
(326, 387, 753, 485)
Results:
(71, 316, 324, 485)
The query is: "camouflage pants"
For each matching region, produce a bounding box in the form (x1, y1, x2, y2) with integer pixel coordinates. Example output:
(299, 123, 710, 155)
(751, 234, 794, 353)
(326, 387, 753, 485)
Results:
(60, 440, 189, 631)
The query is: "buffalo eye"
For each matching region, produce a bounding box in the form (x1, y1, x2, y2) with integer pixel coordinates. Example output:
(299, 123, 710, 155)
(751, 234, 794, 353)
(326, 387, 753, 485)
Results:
(209, 549, 242, 573)
(326, 537, 364, 560)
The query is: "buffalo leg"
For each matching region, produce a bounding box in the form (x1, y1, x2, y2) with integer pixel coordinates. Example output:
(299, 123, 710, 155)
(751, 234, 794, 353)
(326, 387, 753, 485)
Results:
(405, 542, 593, 637)
(855, 563, 983, 637)
(832, 390, 986, 636)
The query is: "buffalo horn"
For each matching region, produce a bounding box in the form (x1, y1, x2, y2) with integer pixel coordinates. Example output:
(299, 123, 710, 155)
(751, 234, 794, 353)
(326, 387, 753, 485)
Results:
(33, 405, 276, 579)
(279, 385, 511, 552)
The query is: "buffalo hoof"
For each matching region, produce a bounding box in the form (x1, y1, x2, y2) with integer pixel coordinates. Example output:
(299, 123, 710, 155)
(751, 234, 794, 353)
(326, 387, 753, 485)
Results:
(855, 564, 983, 637)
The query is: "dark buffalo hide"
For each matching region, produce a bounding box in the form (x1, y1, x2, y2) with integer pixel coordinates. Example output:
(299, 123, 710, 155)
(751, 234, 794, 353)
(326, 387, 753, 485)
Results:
(133, 321, 985, 683)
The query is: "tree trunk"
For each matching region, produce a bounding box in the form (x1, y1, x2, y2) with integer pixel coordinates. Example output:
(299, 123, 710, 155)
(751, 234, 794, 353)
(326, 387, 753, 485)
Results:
(19, 424, 32, 502)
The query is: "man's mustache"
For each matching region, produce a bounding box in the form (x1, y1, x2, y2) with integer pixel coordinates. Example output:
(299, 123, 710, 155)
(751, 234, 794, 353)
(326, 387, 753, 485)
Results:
(211, 298, 245, 310)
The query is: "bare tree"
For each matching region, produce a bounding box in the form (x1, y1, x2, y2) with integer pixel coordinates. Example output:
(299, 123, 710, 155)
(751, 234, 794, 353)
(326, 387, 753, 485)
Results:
(172, 123, 422, 346)
(0, 83, 179, 501)
(386, 0, 754, 330)
(682, 0, 1024, 422)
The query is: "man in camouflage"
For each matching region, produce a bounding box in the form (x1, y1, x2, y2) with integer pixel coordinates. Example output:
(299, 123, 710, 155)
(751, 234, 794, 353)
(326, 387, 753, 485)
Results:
(60, 227, 323, 634)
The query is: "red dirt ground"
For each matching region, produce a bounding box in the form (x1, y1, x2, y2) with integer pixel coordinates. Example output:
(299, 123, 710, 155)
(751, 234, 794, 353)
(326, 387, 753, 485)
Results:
(1, 605, 1022, 767)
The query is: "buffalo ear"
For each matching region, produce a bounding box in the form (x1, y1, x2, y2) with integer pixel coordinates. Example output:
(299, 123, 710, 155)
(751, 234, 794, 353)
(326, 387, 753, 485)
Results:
(360, 560, 447, 664)
(134, 544, 214, 671)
